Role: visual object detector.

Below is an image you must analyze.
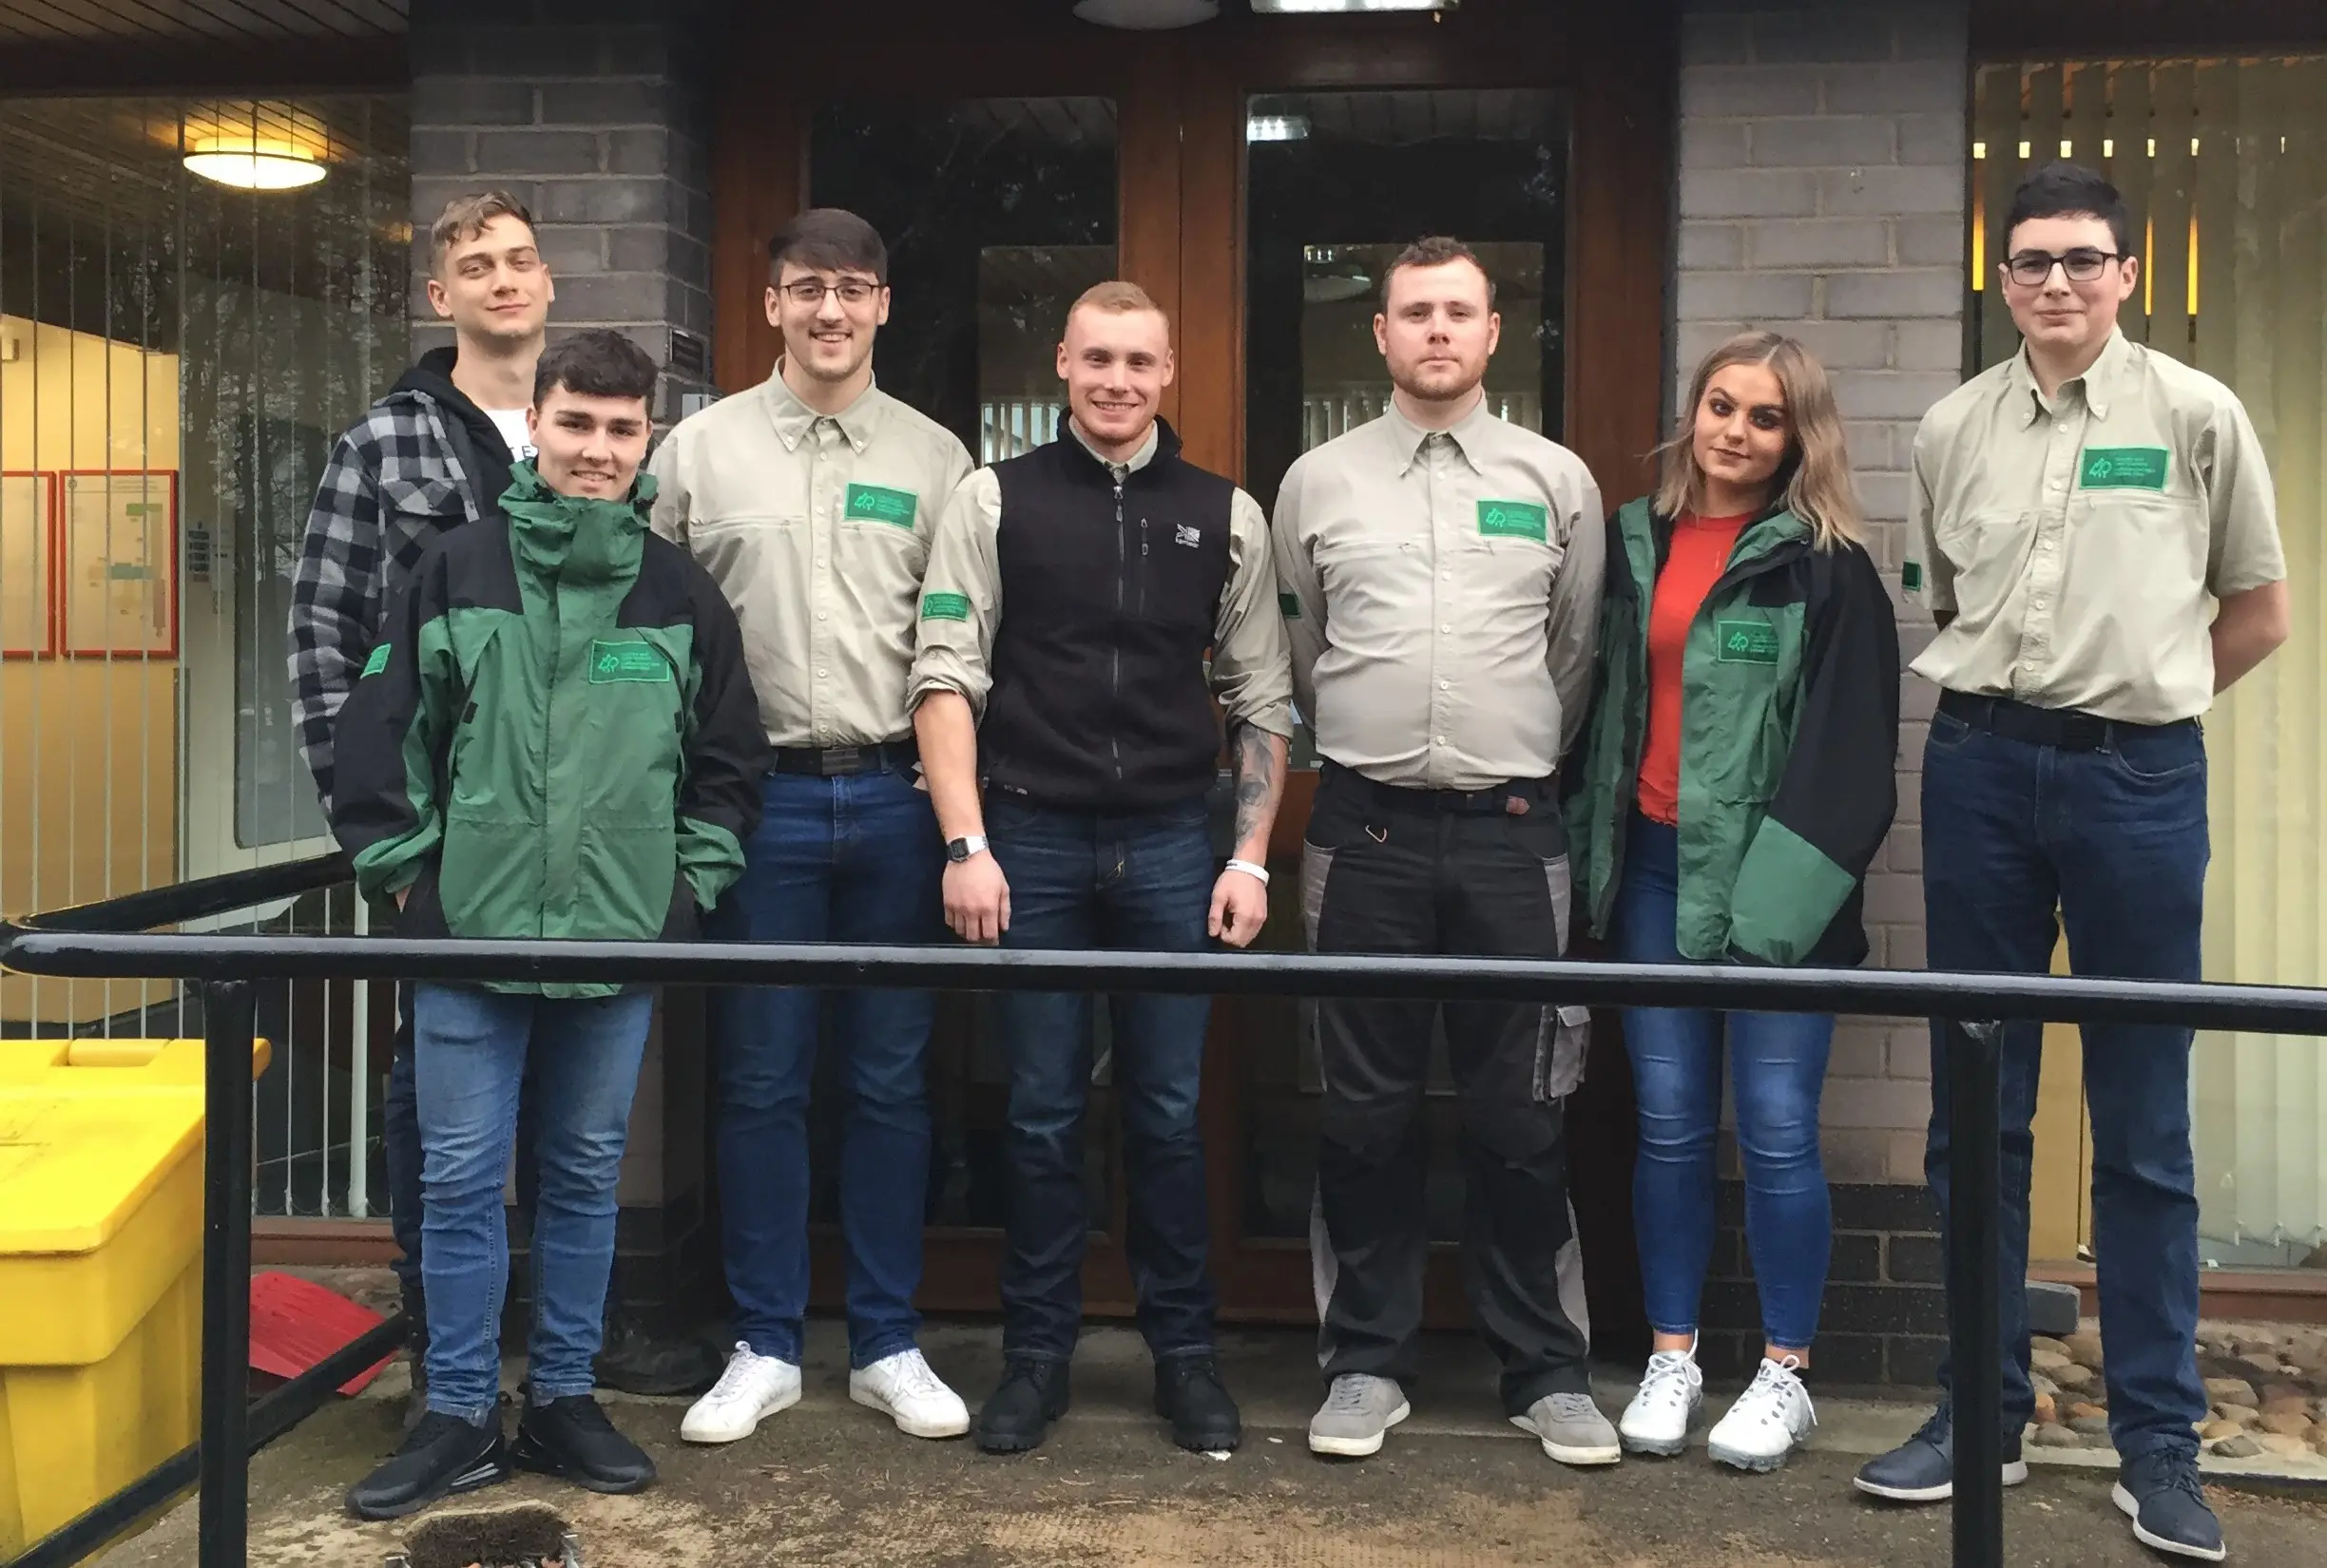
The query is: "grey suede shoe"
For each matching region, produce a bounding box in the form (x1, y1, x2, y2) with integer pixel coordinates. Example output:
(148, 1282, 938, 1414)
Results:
(1307, 1373, 1411, 1458)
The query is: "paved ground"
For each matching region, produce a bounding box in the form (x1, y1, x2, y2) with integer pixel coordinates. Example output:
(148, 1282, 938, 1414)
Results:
(94, 1323, 2327, 1567)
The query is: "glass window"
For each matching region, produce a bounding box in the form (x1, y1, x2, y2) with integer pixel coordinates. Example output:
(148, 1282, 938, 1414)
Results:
(804, 97, 1121, 1233)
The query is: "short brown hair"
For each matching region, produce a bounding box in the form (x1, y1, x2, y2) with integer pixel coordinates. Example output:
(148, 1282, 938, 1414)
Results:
(534, 328, 659, 409)
(1380, 236, 1495, 307)
(430, 191, 534, 272)
(768, 208, 888, 284)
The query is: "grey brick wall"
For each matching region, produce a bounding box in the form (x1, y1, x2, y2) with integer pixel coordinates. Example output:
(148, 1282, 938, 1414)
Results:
(406, 0, 716, 423)
(1676, 1, 1970, 1186)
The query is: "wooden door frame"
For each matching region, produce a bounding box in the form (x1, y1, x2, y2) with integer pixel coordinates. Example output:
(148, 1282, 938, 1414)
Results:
(709, 0, 1675, 1328)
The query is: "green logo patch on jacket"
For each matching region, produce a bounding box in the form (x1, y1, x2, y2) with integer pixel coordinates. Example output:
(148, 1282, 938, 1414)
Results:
(1477, 499, 1548, 542)
(845, 483, 918, 528)
(587, 641, 672, 683)
(1714, 620, 1780, 665)
(1278, 592, 1301, 620)
(2079, 447, 2169, 490)
(921, 591, 971, 622)
(361, 643, 393, 678)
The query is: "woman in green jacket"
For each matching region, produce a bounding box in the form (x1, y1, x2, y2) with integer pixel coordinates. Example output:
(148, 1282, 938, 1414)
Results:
(1567, 332, 1899, 1472)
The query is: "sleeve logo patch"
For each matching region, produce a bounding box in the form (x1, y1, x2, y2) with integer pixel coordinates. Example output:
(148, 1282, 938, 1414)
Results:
(1278, 591, 1301, 620)
(587, 641, 673, 683)
(1901, 561, 1924, 593)
(1477, 499, 1549, 542)
(1714, 619, 1781, 665)
(2078, 447, 2169, 490)
(844, 483, 919, 528)
(920, 591, 971, 623)
(360, 642, 392, 678)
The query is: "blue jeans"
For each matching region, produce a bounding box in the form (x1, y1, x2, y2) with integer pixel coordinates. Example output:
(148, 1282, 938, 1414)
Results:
(988, 794, 1220, 1363)
(1613, 814, 1835, 1350)
(412, 983, 653, 1421)
(709, 767, 942, 1367)
(1921, 707, 2210, 1462)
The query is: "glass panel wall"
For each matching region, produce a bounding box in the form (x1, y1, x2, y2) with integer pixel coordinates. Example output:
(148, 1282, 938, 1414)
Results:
(805, 96, 1120, 1232)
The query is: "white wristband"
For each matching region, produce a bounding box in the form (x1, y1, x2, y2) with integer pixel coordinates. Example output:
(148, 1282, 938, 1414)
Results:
(1225, 858, 1271, 886)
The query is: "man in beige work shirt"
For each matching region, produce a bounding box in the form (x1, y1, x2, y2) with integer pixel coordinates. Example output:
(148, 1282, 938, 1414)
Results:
(1270, 238, 1612, 1468)
(648, 209, 976, 1448)
(910, 281, 1293, 1459)
(1856, 164, 2288, 1565)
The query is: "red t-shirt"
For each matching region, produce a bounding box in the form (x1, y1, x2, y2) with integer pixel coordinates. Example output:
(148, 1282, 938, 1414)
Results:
(1637, 511, 1752, 826)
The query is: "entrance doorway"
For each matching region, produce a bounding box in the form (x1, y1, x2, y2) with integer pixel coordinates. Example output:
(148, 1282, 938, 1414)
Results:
(710, 0, 1671, 1341)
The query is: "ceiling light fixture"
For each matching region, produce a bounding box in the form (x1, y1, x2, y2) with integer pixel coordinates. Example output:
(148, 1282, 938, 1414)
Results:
(1247, 113, 1312, 143)
(1250, 0, 1459, 14)
(1072, 0, 1220, 27)
(183, 136, 326, 191)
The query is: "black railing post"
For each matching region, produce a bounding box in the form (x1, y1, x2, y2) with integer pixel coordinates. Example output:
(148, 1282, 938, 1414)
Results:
(1947, 1018, 2006, 1568)
(198, 980, 257, 1568)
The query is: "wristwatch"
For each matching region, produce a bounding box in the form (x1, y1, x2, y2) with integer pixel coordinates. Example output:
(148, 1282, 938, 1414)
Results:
(946, 834, 990, 864)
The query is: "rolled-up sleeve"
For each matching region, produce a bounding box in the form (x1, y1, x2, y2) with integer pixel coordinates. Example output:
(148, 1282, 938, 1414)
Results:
(1906, 427, 1954, 616)
(907, 468, 1005, 717)
(1211, 488, 1295, 739)
(2202, 396, 2285, 598)
(1269, 456, 1327, 728)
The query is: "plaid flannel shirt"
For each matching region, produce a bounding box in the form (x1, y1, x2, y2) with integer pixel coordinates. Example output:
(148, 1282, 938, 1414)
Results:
(288, 389, 487, 813)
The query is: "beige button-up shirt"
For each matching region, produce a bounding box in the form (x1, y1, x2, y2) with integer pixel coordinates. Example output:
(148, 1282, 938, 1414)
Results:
(908, 423, 1295, 739)
(648, 368, 973, 748)
(1907, 330, 2284, 724)
(1271, 397, 1606, 791)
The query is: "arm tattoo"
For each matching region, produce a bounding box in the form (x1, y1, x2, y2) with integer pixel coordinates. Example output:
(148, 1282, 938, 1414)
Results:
(1231, 722, 1278, 852)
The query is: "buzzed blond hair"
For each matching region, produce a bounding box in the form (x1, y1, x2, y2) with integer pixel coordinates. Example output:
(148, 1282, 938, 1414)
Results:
(1069, 279, 1164, 321)
(430, 191, 535, 273)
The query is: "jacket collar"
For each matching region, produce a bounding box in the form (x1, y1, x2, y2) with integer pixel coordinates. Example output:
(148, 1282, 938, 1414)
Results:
(763, 361, 883, 453)
(499, 463, 656, 585)
(1058, 413, 1180, 479)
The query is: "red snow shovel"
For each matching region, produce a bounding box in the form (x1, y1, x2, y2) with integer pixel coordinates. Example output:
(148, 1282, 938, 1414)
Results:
(247, 1270, 399, 1395)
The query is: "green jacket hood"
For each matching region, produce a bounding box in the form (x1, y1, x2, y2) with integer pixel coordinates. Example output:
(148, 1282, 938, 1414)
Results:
(500, 463, 658, 586)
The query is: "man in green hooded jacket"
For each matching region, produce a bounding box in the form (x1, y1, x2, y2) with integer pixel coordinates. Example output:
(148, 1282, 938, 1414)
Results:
(330, 329, 768, 1520)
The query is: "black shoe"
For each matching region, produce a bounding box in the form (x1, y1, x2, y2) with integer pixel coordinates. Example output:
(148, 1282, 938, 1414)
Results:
(595, 1307, 726, 1398)
(1155, 1355, 1242, 1453)
(1853, 1407, 2029, 1503)
(2114, 1451, 2226, 1562)
(345, 1410, 509, 1520)
(973, 1358, 1071, 1454)
(511, 1395, 659, 1494)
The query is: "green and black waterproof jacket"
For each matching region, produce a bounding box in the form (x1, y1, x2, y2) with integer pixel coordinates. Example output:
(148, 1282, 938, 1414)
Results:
(330, 464, 769, 997)
(1565, 497, 1900, 967)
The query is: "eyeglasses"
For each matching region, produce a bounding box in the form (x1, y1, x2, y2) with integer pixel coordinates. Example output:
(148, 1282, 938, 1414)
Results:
(2003, 248, 2124, 287)
(778, 277, 881, 307)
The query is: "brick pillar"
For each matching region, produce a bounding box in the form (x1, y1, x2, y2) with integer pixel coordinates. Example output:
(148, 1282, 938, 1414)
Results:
(1674, 0, 1969, 1384)
(408, 0, 721, 1338)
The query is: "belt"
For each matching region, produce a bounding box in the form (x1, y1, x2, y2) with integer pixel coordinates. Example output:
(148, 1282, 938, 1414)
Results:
(1319, 759, 1554, 817)
(770, 739, 919, 777)
(1936, 690, 2195, 753)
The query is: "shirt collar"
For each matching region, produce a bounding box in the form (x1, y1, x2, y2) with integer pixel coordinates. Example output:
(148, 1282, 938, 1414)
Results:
(1067, 417, 1159, 477)
(764, 360, 881, 452)
(1385, 391, 1491, 473)
(2009, 327, 2128, 425)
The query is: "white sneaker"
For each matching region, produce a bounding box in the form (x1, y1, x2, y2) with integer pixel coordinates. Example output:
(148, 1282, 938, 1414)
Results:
(849, 1348, 971, 1440)
(680, 1343, 801, 1444)
(1706, 1355, 1816, 1472)
(1618, 1347, 1704, 1457)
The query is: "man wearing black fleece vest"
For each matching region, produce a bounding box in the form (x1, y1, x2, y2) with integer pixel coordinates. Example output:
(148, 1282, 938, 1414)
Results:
(911, 281, 1295, 1457)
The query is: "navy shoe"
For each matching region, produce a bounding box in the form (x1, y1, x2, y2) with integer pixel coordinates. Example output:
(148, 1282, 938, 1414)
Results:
(1853, 1407, 2029, 1503)
(2113, 1451, 2226, 1562)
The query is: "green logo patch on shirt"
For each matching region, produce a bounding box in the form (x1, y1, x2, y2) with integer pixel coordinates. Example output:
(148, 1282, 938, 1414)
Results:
(2078, 447, 2170, 491)
(1278, 591, 1302, 620)
(845, 483, 919, 529)
(1477, 500, 1548, 542)
(1714, 620, 1780, 665)
(920, 591, 971, 623)
(587, 641, 672, 683)
(1901, 561, 1924, 593)
(360, 642, 392, 678)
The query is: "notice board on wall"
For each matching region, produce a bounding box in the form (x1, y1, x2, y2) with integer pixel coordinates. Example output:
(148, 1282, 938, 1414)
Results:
(60, 469, 177, 660)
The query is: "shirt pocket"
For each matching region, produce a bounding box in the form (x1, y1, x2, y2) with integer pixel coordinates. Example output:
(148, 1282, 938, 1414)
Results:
(2067, 489, 2205, 585)
(1932, 507, 2030, 620)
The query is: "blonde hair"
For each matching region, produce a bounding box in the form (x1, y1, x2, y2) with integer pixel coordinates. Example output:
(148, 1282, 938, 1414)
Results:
(1654, 331, 1863, 550)
(430, 191, 534, 273)
(1069, 279, 1164, 320)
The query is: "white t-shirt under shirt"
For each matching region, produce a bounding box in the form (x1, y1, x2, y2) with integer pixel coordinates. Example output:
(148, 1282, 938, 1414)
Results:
(487, 407, 535, 462)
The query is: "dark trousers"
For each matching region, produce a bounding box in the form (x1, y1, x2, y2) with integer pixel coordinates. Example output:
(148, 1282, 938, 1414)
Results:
(1921, 704, 2211, 1463)
(709, 767, 943, 1368)
(986, 794, 1221, 1364)
(1302, 765, 1591, 1416)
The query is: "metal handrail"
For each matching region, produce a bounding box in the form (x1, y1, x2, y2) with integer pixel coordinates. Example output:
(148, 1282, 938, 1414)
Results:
(6, 855, 2327, 1568)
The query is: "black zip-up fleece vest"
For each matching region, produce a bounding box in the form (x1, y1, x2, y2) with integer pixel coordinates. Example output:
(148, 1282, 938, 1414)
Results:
(984, 418, 1234, 809)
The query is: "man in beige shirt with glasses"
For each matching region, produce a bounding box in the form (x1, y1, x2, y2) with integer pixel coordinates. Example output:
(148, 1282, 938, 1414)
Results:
(648, 208, 976, 1448)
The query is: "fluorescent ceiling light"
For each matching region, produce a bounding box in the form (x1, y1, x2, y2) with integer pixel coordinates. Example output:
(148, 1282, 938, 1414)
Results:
(1251, 0, 1460, 12)
(183, 137, 326, 191)
(1073, 0, 1220, 26)
(1247, 114, 1311, 142)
